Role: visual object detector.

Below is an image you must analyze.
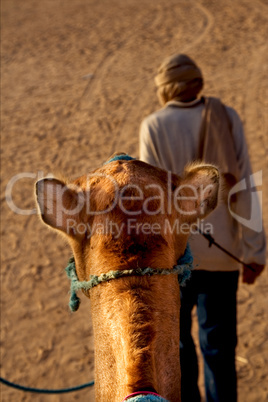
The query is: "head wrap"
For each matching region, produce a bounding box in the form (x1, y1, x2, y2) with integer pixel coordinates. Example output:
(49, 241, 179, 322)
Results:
(155, 54, 203, 103)
(155, 54, 203, 86)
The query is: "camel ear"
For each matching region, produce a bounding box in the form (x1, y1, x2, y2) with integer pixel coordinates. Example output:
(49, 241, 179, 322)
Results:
(176, 164, 220, 221)
(36, 178, 84, 235)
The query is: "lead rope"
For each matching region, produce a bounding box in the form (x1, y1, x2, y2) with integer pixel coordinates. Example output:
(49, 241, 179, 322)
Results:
(0, 377, 94, 394)
(198, 229, 256, 272)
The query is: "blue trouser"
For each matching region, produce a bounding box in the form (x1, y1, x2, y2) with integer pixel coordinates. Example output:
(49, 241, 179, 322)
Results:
(180, 270, 239, 402)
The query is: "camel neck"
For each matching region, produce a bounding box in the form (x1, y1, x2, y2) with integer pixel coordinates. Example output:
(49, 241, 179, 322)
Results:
(91, 275, 181, 401)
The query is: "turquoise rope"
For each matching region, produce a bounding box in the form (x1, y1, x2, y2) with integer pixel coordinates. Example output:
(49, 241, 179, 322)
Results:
(126, 394, 168, 402)
(65, 258, 81, 312)
(65, 243, 193, 312)
(104, 154, 135, 164)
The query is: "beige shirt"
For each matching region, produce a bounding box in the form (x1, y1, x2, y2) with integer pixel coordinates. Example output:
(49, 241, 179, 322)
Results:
(139, 99, 266, 271)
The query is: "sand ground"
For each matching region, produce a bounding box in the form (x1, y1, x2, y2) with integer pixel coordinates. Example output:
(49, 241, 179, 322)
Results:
(1, 0, 268, 401)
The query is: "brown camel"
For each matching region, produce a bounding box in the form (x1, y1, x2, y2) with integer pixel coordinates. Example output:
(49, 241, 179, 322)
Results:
(36, 155, 219, 402)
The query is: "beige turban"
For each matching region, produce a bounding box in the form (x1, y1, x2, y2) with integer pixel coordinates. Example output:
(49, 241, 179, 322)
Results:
(155, 54, 203, 103)
(155, 54, 203, 86)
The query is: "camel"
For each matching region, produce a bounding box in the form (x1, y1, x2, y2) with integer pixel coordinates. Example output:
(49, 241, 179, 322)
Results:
(36, 154, 220, 402)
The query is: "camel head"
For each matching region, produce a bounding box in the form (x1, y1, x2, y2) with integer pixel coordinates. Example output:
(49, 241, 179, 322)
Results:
(35, 156, 219, 287)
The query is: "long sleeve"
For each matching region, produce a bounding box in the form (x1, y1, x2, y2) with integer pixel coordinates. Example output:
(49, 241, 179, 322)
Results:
(227, 107, 266, 265)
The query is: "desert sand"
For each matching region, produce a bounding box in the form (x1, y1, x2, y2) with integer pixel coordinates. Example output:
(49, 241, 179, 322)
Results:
(1, 0, 267, 401)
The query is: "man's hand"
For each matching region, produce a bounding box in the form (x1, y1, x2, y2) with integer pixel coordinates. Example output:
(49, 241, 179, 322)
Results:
(242, 263, 265, 284)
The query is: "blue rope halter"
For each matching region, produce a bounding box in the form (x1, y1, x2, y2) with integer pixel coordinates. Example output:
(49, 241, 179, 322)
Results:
(65, 243, 193, 312)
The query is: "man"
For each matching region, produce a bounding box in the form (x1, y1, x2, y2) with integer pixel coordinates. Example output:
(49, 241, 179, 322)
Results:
(139, 54, 266, 402)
